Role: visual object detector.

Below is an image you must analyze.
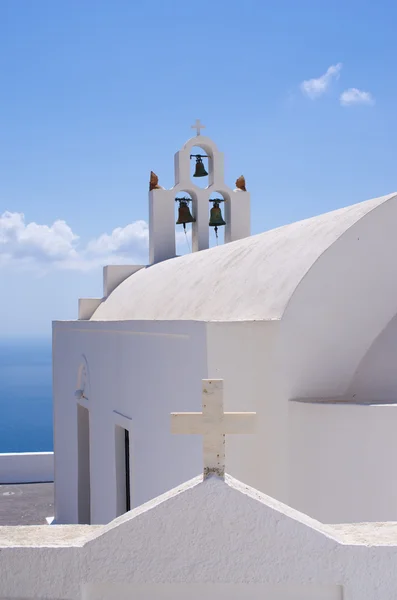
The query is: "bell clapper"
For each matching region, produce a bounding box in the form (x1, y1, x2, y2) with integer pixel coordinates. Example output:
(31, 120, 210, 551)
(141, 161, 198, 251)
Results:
(214, 225, 219, 245)
(184, 226, 191, 252)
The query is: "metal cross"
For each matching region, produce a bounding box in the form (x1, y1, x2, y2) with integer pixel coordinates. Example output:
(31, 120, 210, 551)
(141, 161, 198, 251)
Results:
(171, 379, 256, 479)
(191, 119, 205, 136)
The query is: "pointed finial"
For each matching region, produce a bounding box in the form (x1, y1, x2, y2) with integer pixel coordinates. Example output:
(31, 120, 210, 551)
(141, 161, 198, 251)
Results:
(235, 175, 247, 192)
(149, 171, 161, 191)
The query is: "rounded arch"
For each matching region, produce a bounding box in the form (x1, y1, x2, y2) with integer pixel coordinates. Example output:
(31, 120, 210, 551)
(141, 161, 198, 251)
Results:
(189, 145, 210, 189)
(173, 187, 199, 201)
(182, 135, 220, 156)
(212, 189, 231, 202)
(174, 135, 225, 191)
(281, 193, 397, 400)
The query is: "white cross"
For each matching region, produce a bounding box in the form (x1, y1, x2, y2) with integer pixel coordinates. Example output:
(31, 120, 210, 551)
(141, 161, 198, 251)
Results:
(171, 379, 256, 479)
(191, 119, 205, 136)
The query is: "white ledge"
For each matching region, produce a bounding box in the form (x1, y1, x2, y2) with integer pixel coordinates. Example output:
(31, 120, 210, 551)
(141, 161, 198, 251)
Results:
(78, 298, 103, 320)
(290, 397, 397, 406)
(103, 265, 145, 297)
(0, 452, 54, 484)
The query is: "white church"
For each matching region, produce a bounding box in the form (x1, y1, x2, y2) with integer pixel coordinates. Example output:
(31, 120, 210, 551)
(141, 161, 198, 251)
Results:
(2, 121, 397, 599)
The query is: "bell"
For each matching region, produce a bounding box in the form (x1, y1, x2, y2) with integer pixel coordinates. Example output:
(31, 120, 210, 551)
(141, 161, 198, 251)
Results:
(209, 201, 226, 228)
(193, 156, 208, 178)
(176, 200, 196, 230)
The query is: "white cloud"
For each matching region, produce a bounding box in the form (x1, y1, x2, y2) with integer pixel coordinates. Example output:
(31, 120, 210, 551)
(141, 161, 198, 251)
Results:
(0, 211, 79, 265)
(300, 63, 342, 99)
(0, 211, 150, 271)
(0, 211, 196, 271)
(85, 221, 149, 257)
(340, 88, 375, 106)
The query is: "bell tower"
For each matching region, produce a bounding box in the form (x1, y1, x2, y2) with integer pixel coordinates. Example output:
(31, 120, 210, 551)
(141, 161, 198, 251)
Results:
(149, 120, 250, 265)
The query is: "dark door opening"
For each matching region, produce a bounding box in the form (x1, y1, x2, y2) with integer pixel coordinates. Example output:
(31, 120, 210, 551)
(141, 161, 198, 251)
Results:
(77, 404, 91, 524)
(125, 429, 131, 512)
(115, 425, 131, 516)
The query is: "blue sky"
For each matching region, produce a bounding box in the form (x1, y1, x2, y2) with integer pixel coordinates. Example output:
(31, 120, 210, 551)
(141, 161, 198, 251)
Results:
(1, 0, 396, 336)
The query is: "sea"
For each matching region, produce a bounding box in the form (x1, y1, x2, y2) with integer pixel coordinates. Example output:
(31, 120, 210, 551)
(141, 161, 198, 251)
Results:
(0, 337, 53, 453)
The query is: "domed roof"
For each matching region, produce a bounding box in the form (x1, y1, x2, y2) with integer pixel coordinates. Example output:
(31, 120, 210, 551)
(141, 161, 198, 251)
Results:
(91, 193, 396, 322)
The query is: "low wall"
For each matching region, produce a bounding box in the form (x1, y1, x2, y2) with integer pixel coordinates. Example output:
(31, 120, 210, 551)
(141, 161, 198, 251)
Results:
(0, 452, 54, 484)
(289, 401, 397, 523)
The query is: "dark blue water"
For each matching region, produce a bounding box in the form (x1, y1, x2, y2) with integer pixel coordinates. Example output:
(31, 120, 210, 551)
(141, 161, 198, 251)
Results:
(0, 338, 53, 453)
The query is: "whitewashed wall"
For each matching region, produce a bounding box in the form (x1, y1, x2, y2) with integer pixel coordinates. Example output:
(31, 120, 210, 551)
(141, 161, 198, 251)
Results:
(53, 312, 397, 528)
(282, 194, 397, 400)
(53, 319, 286, 526)
(205, 320, 286, 502)
(0, 452, 53, 484)
(347, 312, 397, 401)
(289, 400, 397, 523)
(206, 313, 397, 524)
(1, 476, 397, 600)
(53, 320, 207, 525)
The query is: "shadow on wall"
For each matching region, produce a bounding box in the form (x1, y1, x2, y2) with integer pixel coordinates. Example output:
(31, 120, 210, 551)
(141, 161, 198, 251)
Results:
(347, 312, 397, 402)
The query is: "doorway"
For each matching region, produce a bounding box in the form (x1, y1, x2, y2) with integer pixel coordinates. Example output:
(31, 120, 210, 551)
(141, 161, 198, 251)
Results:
(77, 404, 91, 524)
(115, 425, 131, 516)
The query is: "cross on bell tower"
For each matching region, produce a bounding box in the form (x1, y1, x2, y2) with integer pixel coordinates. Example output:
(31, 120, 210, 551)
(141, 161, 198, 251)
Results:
(191, 119, 205, 136)
(148, 122, 251, 265)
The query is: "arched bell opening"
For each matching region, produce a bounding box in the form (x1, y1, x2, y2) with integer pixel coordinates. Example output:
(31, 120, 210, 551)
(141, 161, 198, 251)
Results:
(175, 191, 195, 255)
(209, 192, 226, 247)
(190, 145, 211, 189)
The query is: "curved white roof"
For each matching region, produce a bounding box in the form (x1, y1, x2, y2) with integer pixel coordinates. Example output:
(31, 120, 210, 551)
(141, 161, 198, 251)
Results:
(91, 193, 396, 322)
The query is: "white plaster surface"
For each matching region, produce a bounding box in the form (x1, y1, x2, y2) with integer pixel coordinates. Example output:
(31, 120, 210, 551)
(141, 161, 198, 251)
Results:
(78, 298, 102, 320)
(347, 311, 397, 402)
(280, 192, 397, 400)
(2, 475, 397, 599)
(52, 319, 208, 525)
(149, 188, 177, 264)
(289, 400, 397, 523)
(102, 265, 145, 297)
(149, 133, 250, 264)
(0, 524, 99, 547)
(331, 522, 397, 545)
(52, 319, 283, 525)
(82, 583, 343, 600)
(53, 190, 397, 526)
(0, 452, 54, 484)
(205, 321, 287, 502)
(92, 193, 396, 322)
